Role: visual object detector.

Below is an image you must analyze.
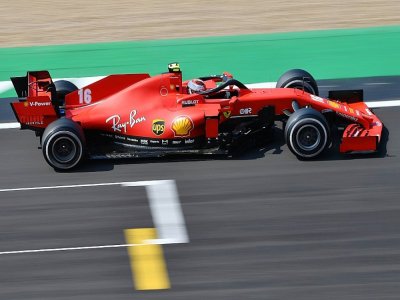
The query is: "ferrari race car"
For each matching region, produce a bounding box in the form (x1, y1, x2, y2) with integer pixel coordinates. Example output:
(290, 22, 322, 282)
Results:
(9, 63, 383, 170)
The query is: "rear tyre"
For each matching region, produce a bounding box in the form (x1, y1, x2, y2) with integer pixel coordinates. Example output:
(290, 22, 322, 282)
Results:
(53, 80, 78, 106)
(41, 118, 85, 170)
(276, 69, 319, 96)
(285, 108, 329, 159)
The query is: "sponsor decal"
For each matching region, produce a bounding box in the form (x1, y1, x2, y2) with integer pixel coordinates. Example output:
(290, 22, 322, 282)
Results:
(100, 133, 113, 138)
(240, 108, 252, 115)
(21, 116, 44, 125)
(310, 94, 325, 103)
(172, 140, 183, 145)
(140, 139, 149, 145)
(152, 119, 165, 136)
(223, 111, 232, 118)
(115, 135, 126, 140)
(336, 112, 358, 122)
(365, 108, 373, 116)
(171, 115, 194, 137)
(327, 100, 340, 109)
(185, 139, 195, 144)
(28, 101, 52, 107)
(162, 140, 169, 145)
(127, 137, 139, 143)
(106, 109, 146, 133)
(182, 99, 199, 107)
(25, 121, 44, 125)
(150, 140, 160, 145)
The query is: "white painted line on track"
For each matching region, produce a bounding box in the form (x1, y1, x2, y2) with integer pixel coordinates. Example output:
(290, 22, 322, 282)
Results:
(0, 122, 20, 129)
(0, 180, 171, 193)
(364, 82, 391, 85)
(246, 82, 276, 88)
(0, 239, 184, 255)
(0, 82, 13, 94)
(364, 100, 400, 108)
(0, 244, 140, 255)
(0, 179, 188, 255)
(127, 181, 189, 244)
(0, 181, 124, 193)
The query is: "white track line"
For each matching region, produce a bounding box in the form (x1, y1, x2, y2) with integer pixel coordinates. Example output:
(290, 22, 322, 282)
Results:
(364, 100, 400, 108)
(0, 180, 171, 193)
(0, 244, 139, 255)
(0, 81, 13, 94)
(133, 181, 189, 244)
(0, 122, 20, 129)
(246, 82, 276, 88)
(364, 82, 392, 85)
(0, 179, 188, 255)
(0, 182, 124, 193)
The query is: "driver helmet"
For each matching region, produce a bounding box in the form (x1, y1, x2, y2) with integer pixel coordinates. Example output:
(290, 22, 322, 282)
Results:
(187, 79, 206, 94)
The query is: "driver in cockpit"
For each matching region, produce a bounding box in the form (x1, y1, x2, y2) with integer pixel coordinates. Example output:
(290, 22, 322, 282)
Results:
(186, 73, 236, 98)
(187, 78, 207, 94)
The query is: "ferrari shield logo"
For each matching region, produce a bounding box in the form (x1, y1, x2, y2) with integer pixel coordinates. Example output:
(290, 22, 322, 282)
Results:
(223, 111, 231, 118)
(152, 119, 165, 135)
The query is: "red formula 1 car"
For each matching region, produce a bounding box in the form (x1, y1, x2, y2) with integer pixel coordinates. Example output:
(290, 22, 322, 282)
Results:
(9, 63, 383, 170)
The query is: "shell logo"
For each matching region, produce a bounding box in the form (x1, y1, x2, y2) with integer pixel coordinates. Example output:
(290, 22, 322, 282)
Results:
(171, 115, 194, 137)
(328, 100, 340, 109)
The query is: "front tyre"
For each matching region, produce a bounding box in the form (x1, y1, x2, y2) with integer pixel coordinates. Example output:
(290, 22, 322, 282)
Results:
(276, 69, 319, 96)
(285, 108, 329, 159)
(42, 119, 85, 170)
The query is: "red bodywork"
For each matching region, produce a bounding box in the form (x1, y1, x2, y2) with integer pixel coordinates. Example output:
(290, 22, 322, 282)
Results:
(10, 69, 383, 154)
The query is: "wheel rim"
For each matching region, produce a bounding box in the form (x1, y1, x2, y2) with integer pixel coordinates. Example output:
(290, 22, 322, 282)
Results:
(51, 136, 77, 163)
(295, 124, 321, 151)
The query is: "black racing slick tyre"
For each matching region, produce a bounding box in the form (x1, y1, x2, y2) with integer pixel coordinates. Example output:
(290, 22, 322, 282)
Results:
(53, 80, 78, 106)
(284, 108, 330, 159)
(41, 118, 85, 170)
(276, 69, 319, 96)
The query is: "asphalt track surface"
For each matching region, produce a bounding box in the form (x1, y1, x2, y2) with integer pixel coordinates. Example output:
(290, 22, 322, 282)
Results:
(0, 78, 400, 299)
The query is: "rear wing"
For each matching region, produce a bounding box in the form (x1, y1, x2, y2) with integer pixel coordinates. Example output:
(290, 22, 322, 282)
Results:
(11, 70, 56, 99)
(10, 71, 58, 131)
